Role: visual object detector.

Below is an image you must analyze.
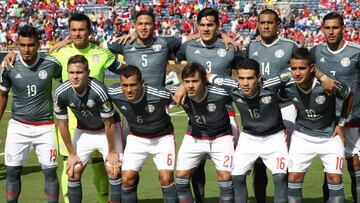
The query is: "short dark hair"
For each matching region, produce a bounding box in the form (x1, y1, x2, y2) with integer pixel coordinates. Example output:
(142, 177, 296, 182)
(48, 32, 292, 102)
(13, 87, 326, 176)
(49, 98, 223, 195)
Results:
(181, 62, 207, 83)
(197, 8, 219, 24)
(135, 10, 155, 23)
(68, 13, 91, 30)
(18, 25, 40, 40)
(67, 55, 89, 70)
(259, 9, 280, 24)
(290, 47, 314, 65)
(119, 65, 143, 81)
(323, 12, 344, 26)
(237, 59, 260, 76)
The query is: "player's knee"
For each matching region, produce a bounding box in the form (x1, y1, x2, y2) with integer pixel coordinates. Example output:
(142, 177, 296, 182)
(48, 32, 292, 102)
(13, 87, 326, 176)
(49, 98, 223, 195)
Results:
(43, 167, 59, 182)
(159, 170, 174, 186)
(288, 172, 305, 182)
(6, 166, 22, 180)
(122, 171, 138, 188)
(217, 170, 231, 181)
(68, 164, 83, 181)
(351, 155, 360, 170)
(326, 173, 342, 184)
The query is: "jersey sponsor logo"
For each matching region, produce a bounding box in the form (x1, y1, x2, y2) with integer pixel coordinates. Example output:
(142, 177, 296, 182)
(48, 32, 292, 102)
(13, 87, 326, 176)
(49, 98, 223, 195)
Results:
(214, 77, 224, 86)
(252, 51, 258, 56)
(341, 57, 351, 67)
(15, 73, 22, 79)
(87, 99, 96, 108)
(293, 97, 299, 102)
(194, 49, 201, 54)
(315, 95, 326, 104)
(129, 46, 137, 52)
(236, 98, 244, 103)
(207, 103, 216, 112)
(102, 101, 113, 113)
(152, 44, 162, 52)
(217, 48, 227, 57)
(121, 105, 127, 110)
(93, 55, 100, 63)
(38, 70, 48, 79)
(320, 57, 325, 62)
(261, 96, 272, 104)
(275, 49, 284, 58)
(145, 104, 155, 113)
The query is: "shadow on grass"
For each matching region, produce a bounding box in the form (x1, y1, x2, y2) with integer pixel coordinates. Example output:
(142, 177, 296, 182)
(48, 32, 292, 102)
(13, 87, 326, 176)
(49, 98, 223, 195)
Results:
(139, 197, 354, 203)
(0, 165, 42, 180)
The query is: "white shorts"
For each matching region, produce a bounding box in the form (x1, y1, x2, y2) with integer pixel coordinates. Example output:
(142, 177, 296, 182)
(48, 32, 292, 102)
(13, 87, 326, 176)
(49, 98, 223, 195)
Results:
(73, 123, 123, 165)
(232, 130, 288, 175)
(176, 134, 234, 172)
(121, 134, 176, 172)
(288, 131, 345, 174)
(345, 127, 360, 158)
(229, 113, 240, 147)
(5, 119, 57, 167)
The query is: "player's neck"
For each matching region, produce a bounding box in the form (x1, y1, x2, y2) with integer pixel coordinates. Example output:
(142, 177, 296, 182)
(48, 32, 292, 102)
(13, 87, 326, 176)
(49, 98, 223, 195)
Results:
(298, 77, 314, 91)
(191, 88, 206, 102)
(23, 55, 38, 66)
(261, 36, 278, 45)
(201, 38, 217, 46)
(138, 37, 154, 46)
(73, 85, 88, 96)
(327, 39, 345, 52)
(74, 42, 90, 50)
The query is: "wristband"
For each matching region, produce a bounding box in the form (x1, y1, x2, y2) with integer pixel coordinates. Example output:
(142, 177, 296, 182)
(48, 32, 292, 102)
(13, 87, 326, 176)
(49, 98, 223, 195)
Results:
(338, 117, 346, 127)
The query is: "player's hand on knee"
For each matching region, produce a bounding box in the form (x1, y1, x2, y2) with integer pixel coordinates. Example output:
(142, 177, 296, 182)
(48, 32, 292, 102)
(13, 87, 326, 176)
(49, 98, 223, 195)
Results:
(67, 154, 83, 178)
(332, 125, 345, 145)
(2, 51, 16, 70)
(106, 152, 121, 175)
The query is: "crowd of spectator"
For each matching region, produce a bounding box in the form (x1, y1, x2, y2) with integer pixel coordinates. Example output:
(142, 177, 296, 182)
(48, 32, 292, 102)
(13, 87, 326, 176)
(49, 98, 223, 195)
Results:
(0, 0, 358, 51)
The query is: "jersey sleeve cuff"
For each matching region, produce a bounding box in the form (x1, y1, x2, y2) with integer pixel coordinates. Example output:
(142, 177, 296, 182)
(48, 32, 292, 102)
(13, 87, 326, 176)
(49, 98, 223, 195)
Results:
(55, 114, 68, 119)
(0, 85, 9, 91)
(101, 110, 115, 118)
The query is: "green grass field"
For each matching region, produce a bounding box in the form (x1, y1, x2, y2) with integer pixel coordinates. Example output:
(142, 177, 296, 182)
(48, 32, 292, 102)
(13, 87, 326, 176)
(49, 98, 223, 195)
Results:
(0, 78, 355, 202)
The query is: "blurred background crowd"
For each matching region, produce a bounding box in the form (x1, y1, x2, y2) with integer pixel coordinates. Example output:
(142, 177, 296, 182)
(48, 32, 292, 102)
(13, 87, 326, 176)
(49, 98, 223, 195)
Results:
(0, 0, 359, 50)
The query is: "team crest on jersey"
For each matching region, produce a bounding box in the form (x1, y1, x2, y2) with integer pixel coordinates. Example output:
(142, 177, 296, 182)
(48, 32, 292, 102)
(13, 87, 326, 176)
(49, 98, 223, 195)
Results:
(214, 77, 224, 86)
(315, 95, 326, 104)
(38, 70, 48, 79)
(207, 103, 216, 112)
(152, 44, 162, 52)
(93, 55, 100, 63)
(145, 104, 155, 113)
(87, 99, 96, 108)
(341, 57, 351, 67)
(275, 49, 284, 58)
(217, 48, 227, 57)
(102, 101, 113, 112)
(261, 96, 272, 104)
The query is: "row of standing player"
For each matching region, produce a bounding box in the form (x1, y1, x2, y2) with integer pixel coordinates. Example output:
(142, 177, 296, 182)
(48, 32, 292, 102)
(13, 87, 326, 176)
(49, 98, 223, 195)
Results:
(1, 7, 360, 203)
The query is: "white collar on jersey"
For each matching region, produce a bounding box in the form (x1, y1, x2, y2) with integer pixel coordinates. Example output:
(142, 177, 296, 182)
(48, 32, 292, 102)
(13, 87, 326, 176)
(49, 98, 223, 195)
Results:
(129, 87, 145, 104)
(325, 40, 348, 54)
(296, 78, 318, 94)
(19, 53, 40, 69)
(189, 86, 208, 103)
(260, 36, 280, 47)
(199, 39, 218, 48)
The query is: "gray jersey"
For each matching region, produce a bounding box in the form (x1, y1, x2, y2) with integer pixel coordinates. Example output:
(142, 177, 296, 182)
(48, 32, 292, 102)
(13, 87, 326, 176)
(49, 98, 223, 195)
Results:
(107, 37, 181, 87)
(54, 77, 117, 130)
(172, 84, 232, 138)
(210, 75, 285, 136)
(310, 41, 360, 120)
(246, 37, 299, 79)
(281, 79, 350, 137)
(108, 84, 174, 137)
(0, 54, 61, 122)
(176, 38, 244, 76)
